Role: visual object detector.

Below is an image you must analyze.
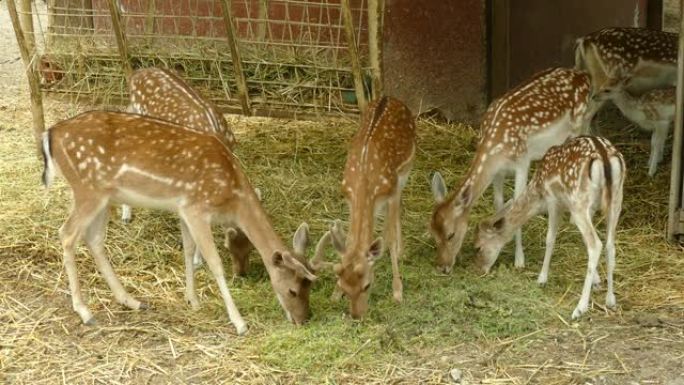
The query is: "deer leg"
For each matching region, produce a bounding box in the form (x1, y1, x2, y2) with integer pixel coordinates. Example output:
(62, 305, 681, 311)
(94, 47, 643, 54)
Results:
(179, 219, 200, 310)
(604, 181, 622, 309)
(386, 190, 403, 303)
(121, 204, 132, 224)
(59, 197, 109, 325)
(513, 164, 529, 268)
(180, 209, 247, 335)
(84, 207, 146, 310)
(648, 123, 668, 177)
(538, 201, 559, 285)
(492, 172, 505, 211)
(570, 208, 603, 320)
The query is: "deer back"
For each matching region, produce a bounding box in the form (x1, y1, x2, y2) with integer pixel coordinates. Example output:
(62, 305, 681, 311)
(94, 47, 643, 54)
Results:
(533, 136, 624, 210)
(128, 68, 236, 149)
(48, 111, 244, 208)
(479, 67, 591, 160)
(342, 96, 416, 204)
(576, 27, 677, 93)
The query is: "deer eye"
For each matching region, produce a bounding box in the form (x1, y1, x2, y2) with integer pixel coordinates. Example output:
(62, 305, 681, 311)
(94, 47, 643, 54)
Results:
(447, 232, 455, 241)
(288, 289, 297, 297)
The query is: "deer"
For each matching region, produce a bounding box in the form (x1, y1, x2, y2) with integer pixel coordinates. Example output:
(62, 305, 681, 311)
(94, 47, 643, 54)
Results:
(320, 96, 416, 319)
(122, 67, 249, 270)
(40, 111, 322, 335)
(593, 80, 675, 177)
(430, 67, 592, 274)
(575, 27, 677, 121)
(475, 136, 625, 320)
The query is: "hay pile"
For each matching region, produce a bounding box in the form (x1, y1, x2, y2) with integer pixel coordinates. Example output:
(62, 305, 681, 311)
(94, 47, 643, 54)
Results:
(1, 99, 683, 383)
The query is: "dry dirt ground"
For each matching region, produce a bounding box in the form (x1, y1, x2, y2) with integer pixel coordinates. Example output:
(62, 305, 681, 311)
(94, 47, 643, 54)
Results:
(1, 3, 684, 385)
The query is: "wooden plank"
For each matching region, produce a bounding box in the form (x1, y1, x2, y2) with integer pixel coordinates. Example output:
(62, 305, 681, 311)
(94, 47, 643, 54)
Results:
(489, 0, 510, 100)
(220, 0, 252, 116)
(340, 0, 367, 112)
(7, 0, 45, 153)
(106, 0, 133, 79)
(667, 0, 684, 241)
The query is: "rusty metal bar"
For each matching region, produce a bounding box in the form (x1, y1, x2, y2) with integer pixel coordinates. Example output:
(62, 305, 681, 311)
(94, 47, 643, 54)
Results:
(7, 0, 45, 153)
(106, 0, 133, 79)
(667, 0, 684, 241)
(220, 0, 252, 116)
(367, 0, 383, 99)
(341, 0, 367, 112)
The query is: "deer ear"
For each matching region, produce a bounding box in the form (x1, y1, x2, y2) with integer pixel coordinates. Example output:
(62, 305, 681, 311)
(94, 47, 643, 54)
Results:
(367, 237, 384, 264)
(493, 217, 505, 230)
(273, 251, 317, 281)
(292, 222, 309, 256)
(330, 220, 346, 253)
(431, 172, 447, 203)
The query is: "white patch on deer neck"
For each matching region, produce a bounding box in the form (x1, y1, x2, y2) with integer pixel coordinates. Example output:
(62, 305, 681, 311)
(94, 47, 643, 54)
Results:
(526, 112, 573, 160)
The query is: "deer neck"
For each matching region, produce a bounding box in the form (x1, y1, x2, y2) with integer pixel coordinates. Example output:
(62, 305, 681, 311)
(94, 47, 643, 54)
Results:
(610, 90, 642, 122)
(497, 188, 544, 240)
(345, 189, 378, 263)
(234, 192, 287, 272)
(447, 152, 498, 212)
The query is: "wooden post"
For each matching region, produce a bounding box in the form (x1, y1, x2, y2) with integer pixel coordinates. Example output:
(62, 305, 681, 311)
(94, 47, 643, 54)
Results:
(145, 0, 156, 36)
(341, 0, 367, 112)
(18, 0, 35, 54)
(667, 0, 684, 241)
(257, 0, 268, 41)
(107, 0, 133, 79)
(7, 0, 45, 152)
(367, 0, 383, 99)
(220, 0, 252, 115)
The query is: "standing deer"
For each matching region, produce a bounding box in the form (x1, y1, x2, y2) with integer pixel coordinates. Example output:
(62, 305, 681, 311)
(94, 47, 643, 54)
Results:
(575, 27, 677, 120)
(323, 96, 416, 319)
(41, 111, 320, 335)
(430, 67, 592, 273)
(475, 136, 625, 319)
(594, 82, 674, 176)
(123, 67, 249, 270)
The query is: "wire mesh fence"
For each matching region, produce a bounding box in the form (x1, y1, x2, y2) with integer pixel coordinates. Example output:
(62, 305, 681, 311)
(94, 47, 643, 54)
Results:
(21, 0, 372, 116)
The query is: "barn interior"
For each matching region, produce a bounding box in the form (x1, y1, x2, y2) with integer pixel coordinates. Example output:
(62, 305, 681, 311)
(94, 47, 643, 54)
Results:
(1, 1, 684, 384)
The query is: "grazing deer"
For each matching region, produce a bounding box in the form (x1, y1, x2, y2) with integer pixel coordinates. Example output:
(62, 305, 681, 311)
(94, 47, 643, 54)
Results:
(41, 111, 319, 335)
(323, 96, 416, 319)
(594, 82, 674, 176)
(575, 27, 677, 120)
(475, 136, 625, 319)
(430, 67, 592, 273)
(123, 67, 249, 269)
